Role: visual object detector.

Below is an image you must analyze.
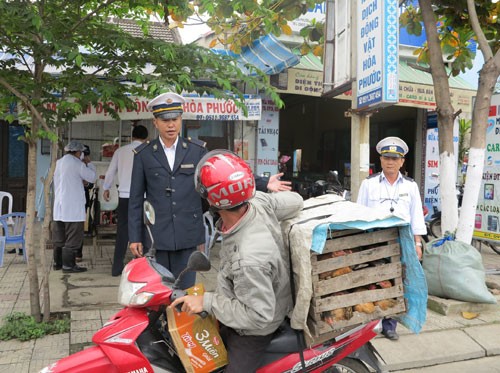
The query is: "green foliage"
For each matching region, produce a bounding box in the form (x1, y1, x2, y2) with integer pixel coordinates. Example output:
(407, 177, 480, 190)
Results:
(400, 0, 500, 76)
(0, 312, 70, 342)
(1, 0, 310, 140)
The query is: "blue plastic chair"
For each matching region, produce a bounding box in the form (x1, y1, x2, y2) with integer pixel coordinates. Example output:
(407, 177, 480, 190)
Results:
(0, 213, 27, 263)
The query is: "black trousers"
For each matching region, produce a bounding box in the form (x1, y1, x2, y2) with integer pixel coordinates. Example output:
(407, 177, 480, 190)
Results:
(154, 248, 197, 289)
(52, 221, 84, 268)
(112, 197, 129, 276)
(219, 325, 274, 373)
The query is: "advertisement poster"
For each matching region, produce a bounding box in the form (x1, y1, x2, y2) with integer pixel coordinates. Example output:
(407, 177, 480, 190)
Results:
(474, 97, 500, 242)
(423, 113, 458, 221)
(255, 98, 280, 177)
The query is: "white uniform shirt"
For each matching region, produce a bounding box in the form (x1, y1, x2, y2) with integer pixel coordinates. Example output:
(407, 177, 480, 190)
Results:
(53, 154, 97, 222)
(159, 136, 178, 169)
(357, 172, 427, 235)
(103, 140, 143, 198)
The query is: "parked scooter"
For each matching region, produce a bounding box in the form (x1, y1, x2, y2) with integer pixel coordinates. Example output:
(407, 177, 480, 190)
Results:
(40, 202, 384, 373)
(313, 170, 351, 200)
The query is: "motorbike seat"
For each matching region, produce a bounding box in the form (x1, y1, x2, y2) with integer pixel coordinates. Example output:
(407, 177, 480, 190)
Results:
(265, 319, 303, 354)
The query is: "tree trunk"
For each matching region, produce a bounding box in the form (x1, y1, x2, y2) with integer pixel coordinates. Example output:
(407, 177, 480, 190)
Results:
(456, 56, 499, 243)
(419, 0, 459, 234)
(26, 135, 42, 322)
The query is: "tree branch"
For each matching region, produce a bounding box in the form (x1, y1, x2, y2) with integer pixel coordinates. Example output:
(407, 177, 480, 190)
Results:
(0, 76, 52, 133)
(69, 0, 122, 34)
(407, 62, 431, 74)
(466, 0, 492, 60)
(453, 109, 462, 119)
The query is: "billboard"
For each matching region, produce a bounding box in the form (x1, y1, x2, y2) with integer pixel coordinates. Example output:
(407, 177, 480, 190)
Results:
(356, 0, 399, 109)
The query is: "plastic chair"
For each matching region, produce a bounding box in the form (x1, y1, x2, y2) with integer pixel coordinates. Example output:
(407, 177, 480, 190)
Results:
(0, 236, 5, 267)
(0, 213, 27, 262)
(0, 192, 13, 224)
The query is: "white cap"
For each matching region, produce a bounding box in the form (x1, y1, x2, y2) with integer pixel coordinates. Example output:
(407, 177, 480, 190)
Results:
(147, 92, 185, 119)
(376, 137, 409, 158)
(64, 141, 85, 152)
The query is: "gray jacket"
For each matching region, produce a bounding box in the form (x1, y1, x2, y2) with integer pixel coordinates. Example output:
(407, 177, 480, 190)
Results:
(203, 191, 304, 336)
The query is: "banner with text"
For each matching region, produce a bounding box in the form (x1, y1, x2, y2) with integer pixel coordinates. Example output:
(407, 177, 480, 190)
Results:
(356, 0, 398, 109)
(43, 96, 262, 122)
(474, 96, 500, 242)
(256, 98, 280, 177)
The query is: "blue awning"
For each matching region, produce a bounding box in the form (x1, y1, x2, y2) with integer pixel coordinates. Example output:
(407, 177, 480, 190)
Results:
(212, 34, 300, 76)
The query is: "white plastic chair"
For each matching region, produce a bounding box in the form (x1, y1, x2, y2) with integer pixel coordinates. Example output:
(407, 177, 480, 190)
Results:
(0, 192, 13, 224)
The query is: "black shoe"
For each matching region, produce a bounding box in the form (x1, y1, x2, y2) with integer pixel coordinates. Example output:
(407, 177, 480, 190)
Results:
(382, 330, 399, 341)
(62, 265, 88, 273)
(7, 249, 16, 254)
(18, 249, 23, 255)
(53, 265, 62, 271)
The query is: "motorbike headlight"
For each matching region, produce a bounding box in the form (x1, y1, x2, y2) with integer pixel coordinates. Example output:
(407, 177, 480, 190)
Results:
(117, 269, 151, 306)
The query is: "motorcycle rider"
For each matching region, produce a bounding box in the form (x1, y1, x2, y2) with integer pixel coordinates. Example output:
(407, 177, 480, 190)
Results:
(170, 150, 304, 373)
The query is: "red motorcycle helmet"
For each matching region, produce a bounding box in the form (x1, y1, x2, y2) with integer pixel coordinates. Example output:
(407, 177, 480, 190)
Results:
(195, 150, 256, 209)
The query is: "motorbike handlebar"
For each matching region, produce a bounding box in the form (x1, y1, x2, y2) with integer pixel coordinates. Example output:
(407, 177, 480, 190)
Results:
(170, 289, 209, 319)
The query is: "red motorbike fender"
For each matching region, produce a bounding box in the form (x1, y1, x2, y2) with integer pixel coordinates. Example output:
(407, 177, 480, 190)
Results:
(40, 345, 119, 373)
(92, 307, 149, 346)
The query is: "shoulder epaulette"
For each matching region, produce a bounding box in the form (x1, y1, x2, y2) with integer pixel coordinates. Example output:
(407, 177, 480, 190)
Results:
(403, 175, 415, 182)
(367, 172, 380, 179)
(132, 141, 150, 155)
(186, 137, 207, 148)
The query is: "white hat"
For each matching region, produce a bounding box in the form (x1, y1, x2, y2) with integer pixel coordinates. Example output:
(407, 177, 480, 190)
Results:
(64, 141, 85, 152)
(147, 92, 185, 119)
(376, 136, 409, 158)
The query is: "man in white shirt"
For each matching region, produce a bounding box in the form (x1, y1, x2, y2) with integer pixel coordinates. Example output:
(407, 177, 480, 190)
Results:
(357, 136, 426, 340)
(53, 141, 97, 273)
(102, 125, 148, 276)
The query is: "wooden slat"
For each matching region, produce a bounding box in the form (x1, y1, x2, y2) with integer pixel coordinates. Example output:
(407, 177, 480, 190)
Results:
(322, 227, 399, 254)
(311, 285, 403, 311)
(311, 301, 406, 335)
(313, 242, 401, 274)
(313, 262, 402, 296)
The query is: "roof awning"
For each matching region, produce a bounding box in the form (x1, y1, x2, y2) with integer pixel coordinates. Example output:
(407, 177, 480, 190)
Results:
(212, 34, 300, 75)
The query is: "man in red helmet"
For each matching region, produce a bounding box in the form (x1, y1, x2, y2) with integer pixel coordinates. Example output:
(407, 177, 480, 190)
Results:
(171, 150, 303, 373)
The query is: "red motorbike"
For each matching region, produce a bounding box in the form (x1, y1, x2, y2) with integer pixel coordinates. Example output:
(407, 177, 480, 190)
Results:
(40, 203, 385, 373)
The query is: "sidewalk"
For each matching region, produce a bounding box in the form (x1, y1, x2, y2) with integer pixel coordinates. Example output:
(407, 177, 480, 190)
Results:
(0, 222, 499, 372)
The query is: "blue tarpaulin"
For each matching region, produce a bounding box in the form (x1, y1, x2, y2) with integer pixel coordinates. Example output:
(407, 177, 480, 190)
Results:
(212, 34, 300, 75)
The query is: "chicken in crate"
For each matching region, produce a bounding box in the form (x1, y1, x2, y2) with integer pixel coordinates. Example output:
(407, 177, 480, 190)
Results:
(281, 194, 428, 345)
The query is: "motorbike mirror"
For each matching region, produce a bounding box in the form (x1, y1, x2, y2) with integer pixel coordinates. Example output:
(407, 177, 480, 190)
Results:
(173, 251, 211, 289)
(143, 201, 156, 259)
(187, 251, 211, 272)
(143, 201, 155, 226)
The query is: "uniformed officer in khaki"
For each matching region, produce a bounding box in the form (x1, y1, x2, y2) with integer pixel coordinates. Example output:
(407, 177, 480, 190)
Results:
(128, 92, 208, 289)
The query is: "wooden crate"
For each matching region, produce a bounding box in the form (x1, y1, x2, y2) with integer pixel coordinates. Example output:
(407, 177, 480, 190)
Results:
(308, 226, 406, 340)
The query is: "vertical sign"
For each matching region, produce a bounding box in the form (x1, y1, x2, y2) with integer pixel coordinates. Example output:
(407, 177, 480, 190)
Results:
(423, 113, 459, 221)
(256, 98, 280, 177)
(474, 97, 500, 242)
(356, 0, 398, 109)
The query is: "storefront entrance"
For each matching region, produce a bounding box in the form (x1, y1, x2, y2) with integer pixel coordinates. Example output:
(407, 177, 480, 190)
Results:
(0, 120, 28, 211)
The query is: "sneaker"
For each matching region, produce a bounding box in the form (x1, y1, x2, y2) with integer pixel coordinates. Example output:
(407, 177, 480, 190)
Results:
(382, 330, 399, 341)
(62, 265, 88, 273)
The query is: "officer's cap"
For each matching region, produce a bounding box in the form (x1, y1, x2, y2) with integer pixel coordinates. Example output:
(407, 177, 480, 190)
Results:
(147, 92, 185, 119)
(376, 136, 409, 158)
(64, 141, 86, 152)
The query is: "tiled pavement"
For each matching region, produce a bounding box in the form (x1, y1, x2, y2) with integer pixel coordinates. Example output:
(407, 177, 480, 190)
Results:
(0, 221, 499, 372)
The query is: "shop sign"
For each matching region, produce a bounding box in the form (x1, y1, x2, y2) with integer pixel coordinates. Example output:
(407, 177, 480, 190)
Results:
(356, 0, 399, 109)
(43, 96, 261, 122)
(182, 97, 261, 121)
(422, 116, 459, 222)
(255, 98, 280, 177)
(474, 95, 500, 242)
(276, 69, 323, 97)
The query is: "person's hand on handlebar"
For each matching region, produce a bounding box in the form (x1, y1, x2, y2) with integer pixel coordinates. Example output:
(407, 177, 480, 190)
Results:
(170, 295, 204, 315)
(129, 242, 144, 258)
